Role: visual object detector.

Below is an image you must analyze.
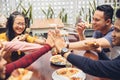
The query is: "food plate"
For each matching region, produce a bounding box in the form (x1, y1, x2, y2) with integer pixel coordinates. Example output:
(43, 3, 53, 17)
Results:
(50, 55, 67, 67)
(8, 68, 33, 80)
(52, 68, 86, 80)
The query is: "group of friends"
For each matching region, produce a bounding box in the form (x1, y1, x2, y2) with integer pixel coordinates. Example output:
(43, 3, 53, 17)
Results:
(0, 4, 120, 80)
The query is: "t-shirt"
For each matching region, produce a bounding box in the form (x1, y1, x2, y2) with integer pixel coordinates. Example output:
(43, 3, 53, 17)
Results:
(108, 46, 120, 59)
(92, 27, 115, 58)
(92, 26, 114, 46)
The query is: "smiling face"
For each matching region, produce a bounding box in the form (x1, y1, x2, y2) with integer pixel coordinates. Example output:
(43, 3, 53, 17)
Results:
(13, 15, 25, 36)
(92, 10, 111, 33)
(112, 19, 120, 46)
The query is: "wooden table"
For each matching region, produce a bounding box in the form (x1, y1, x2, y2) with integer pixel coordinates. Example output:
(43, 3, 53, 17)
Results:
(27, 51, 103, 80)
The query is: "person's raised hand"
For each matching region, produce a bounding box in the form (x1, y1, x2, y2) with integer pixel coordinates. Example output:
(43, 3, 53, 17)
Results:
(53, 29, 66, 53)
(0, 43, 6, 57)
(76, 22, 86, 35)
(0, 41, 3, 49)
(12, 34, 28, 41)
(45, 30, 55, 48)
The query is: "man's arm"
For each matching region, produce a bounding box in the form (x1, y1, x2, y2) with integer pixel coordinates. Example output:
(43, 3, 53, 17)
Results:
(69, 38, 111, 50)
(65, 52, 120, 79)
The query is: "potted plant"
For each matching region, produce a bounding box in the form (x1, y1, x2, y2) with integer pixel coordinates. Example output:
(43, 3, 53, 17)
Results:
(76, 0, 97, 37)
(77, 0, 96, 28)
(41, 5, 55, 19)
(113, 0, 118, 22)
(58, 8, 68, 24)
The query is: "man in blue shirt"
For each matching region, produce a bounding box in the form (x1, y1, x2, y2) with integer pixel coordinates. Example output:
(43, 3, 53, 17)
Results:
(54, 8, 120, 80)
(68, 5, 114, 53)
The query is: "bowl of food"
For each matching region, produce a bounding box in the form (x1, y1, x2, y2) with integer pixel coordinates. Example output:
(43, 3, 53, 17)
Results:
(8, 68, 33, 80)
(50, 55, 67, 67)
(52, 68, 86, 80)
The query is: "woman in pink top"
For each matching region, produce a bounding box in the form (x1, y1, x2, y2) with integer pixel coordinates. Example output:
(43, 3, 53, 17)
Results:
(0, 30, 54, 80)
(2, 41, 43, 60)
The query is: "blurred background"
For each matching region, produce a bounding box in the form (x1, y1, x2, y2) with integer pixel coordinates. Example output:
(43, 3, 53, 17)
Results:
(0, 0, 119, 24)
(0, 0, 119, 38)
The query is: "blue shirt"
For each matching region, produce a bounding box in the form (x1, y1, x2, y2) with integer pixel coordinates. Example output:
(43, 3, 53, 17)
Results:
(92, 27, 114, 52)
(93, 26, 114, 46)
(67, 51, 120, 80)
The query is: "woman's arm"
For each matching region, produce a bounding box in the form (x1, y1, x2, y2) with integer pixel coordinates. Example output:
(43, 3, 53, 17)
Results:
(5, 44, 51, 77)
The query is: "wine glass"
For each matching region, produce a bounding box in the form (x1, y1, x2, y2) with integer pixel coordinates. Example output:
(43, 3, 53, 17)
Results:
(63, 32, 72, 68)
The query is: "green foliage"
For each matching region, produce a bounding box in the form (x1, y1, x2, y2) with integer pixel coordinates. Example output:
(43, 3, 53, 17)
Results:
(77, 0, 97, 24)
(88, 8, 91, 23)
(113, 0, 118, 22)
(88, 0, 96, 23)
(90, 1, 96, 12)
(16, 1, 33, 23)
(41, 6, 68, 23)
(58, 8, 68, 23)
(41, 5, 55, 19)
(89, 0, 96, 14)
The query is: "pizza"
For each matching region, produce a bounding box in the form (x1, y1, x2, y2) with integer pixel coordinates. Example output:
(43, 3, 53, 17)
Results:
(70, 77, 81, 80)
(52, 68, 86, 80)
(56, 68, 79, 78)
(8, 68, 33, 80)
(50, 55, 66, 65)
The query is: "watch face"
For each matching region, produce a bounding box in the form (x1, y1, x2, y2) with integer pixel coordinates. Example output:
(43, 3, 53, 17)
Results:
(61, 48, 69, 57)
(62, 48, 69, 53)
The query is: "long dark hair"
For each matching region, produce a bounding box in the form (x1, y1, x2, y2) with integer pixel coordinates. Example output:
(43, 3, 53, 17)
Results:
(6, 11, 26, 41)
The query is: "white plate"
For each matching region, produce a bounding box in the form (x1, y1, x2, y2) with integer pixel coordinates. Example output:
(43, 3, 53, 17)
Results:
(50, 55, 66, 67)
(52, 68, 86, 80)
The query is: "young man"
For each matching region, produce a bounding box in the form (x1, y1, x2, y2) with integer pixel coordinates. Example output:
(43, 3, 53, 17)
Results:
(68, 5, 114, 53)
(0, 31, 54, 80)
(54, 8, 120, 79)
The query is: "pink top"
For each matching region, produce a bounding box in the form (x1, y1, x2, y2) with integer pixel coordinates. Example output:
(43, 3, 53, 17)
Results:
(6, 44, 51, 78)
(3, 41, 43, 53)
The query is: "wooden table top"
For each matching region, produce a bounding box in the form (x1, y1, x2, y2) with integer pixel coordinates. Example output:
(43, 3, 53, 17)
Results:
(27, 50, 105, 80)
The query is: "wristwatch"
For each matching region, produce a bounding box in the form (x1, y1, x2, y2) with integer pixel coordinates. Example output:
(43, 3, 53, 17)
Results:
(60, 47, 69, 57)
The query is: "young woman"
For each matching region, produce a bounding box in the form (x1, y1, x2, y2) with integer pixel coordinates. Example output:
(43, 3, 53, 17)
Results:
(0, 30, 54, 80)
(0, 11, 46, 62)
